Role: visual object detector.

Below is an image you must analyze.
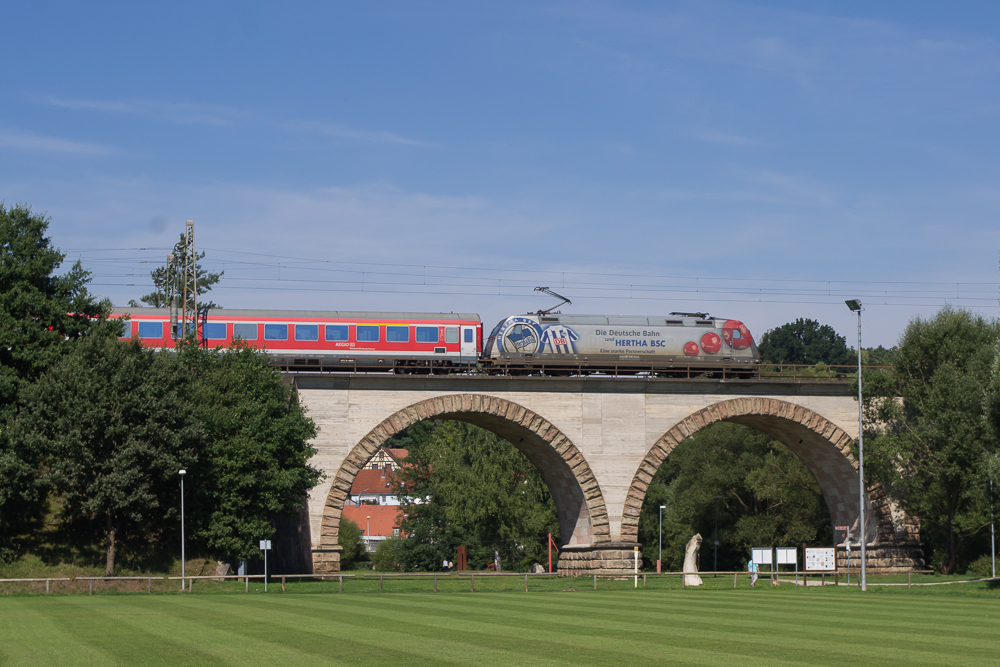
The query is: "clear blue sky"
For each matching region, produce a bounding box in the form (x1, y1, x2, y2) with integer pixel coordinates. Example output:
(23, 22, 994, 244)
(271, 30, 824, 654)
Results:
(2, 1, 999, 346)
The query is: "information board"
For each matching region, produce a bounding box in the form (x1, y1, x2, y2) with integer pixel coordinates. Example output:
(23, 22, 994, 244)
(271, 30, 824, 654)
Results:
(775, 547, 797, 565)
(751, 547, 773, 565)
(804, 547, 836, 572)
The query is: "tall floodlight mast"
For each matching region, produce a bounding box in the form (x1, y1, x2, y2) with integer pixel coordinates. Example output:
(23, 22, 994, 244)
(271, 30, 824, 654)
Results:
(180, 220, 199, 346)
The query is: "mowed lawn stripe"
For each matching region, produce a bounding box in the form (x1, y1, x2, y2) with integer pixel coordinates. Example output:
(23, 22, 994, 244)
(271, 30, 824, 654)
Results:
(1, 590, 997, 667)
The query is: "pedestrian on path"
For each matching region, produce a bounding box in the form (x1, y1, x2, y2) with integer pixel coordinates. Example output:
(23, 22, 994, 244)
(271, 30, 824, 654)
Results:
(748, 559, 759, 587)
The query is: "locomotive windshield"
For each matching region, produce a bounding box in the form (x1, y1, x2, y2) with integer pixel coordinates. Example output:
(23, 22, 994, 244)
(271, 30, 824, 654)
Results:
(483, 319, 506, 356)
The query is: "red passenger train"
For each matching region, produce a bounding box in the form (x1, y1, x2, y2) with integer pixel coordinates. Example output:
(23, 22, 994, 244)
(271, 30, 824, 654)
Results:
(113, 309, 482, 370)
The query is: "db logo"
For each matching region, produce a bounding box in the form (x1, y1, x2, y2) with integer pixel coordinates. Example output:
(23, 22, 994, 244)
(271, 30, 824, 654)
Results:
(553, 337, 568, 346)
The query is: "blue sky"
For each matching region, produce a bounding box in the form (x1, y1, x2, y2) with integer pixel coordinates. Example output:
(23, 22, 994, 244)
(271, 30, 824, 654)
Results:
(2, 1, 999, 346)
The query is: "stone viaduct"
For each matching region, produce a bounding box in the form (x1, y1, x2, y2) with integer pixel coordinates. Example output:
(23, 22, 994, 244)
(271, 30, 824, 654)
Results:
(292, 375, 923, 575)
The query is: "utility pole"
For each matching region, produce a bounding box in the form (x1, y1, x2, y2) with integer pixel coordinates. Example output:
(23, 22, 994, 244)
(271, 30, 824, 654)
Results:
(179, 220, 199, 346)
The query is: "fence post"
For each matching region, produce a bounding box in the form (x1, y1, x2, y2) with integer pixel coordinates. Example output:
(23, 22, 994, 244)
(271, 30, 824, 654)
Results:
(524, 574, 528, 592)
(46, 579, 50, 594)
(734, 572, 738, 589)
(380, 574, 383, 592)
(643, 574, 646, 588)
(189, 578, 193, 593)
(282, 576, 286, 593)
(682, 572, 686, 588)
(434, 574, 437, 593)
(593, 574, 597, 590)
(471, 573, 475, 593)
(908, 572, 911, 588)
(148, 578, 152, 594)
(245, 577, 249, 593)
(89, 580, 93, 595)
(339, 575, 343, 592)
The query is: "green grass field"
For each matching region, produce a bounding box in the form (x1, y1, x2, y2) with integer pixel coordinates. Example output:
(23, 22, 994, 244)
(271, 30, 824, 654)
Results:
(1, 580, 998, 666)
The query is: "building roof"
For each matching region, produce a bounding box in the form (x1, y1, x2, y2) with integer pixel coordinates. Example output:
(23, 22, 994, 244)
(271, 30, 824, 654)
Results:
(385, 448, 408, 461)
(350, 468, 400, 495)
(343, 505, 404, 537)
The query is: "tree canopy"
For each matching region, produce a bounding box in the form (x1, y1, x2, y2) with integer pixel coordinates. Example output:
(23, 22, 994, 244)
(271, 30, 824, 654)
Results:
(864, 307, 1000, 574)
(181, 342, 321, 561)
(637, 422, 832, 571)
(393, 421, 559, 572)
(758, 318, 853, 365)
(0, 204, 106, 557)
(11, 322, 202, 574)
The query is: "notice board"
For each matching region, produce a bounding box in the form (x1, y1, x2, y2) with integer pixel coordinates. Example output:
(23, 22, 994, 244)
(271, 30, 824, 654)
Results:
(804, 547, 836, 572)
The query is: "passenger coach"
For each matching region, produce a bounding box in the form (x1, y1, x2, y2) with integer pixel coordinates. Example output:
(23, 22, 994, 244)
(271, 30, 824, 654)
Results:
(114, 309, 482, 370)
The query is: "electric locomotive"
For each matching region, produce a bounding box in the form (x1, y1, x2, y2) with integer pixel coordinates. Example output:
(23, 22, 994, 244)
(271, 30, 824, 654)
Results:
(482, 312, 758, 375)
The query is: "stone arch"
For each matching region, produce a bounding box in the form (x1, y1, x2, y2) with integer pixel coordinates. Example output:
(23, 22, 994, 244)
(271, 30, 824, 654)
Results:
(622, 397, 887, 546)
(316, 394, 609, 571)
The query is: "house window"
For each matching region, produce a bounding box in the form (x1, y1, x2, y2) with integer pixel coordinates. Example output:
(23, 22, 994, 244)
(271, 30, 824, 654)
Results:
(393, 528, 400, 536)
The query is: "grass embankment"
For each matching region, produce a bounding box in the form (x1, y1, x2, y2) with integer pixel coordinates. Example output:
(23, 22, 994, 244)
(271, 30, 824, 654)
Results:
(1, 579, 999, 666)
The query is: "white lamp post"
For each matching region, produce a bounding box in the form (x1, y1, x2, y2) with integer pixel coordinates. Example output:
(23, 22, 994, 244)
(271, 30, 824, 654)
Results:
(179, 469, 187, 590)
(367, 515, 371, 553)
(845, 299, 866, 592)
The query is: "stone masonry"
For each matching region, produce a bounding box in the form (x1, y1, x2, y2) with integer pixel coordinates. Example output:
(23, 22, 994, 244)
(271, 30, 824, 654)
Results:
(294, 375, 923, 575)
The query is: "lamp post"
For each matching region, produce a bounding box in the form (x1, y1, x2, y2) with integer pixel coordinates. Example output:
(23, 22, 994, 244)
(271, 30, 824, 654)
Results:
(366, 515, 371, 554)
(845, 299, 866, 592)
(179, 469, 186, 590)
(658, 505, 666, 573)
(714, 495, 722, 575)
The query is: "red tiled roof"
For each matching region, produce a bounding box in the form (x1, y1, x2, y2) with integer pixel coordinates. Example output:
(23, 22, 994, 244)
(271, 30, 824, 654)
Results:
(386, 448, 408, 460)
(350, 468, 400, 495)
(343, 505, 404, 537)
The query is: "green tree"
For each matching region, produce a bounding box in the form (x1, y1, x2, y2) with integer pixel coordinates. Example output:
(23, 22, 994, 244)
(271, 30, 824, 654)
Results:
(865, 307, 1000, 574)
(638, 423, 832, 571)
(0, 203, 105, 557)
(371, 536, 404, 572)
(338, 517, 365, 570)
(129, 233, 223, 309)
(758, 318, 853, 365)
(11, 323, 202, 574)
(394, 421, 559, 571)
(182, 341, 322, 562)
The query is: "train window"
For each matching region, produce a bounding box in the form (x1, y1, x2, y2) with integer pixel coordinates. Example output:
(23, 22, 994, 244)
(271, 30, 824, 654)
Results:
(416, 326, 438, 343)
(264, 324, 288, 340)
(120, 320, 131, 338)
(357, 325, 379, 342)
(138, 321, 163, 339)
(204, 323, 227, 340)
(325, 325, 348, 341)
(464, 328, 474, 343)
(386, 326, 409, 342)
(233, 323, 258, 340)
(295, 324, 319, 341)
(445, 327, 459, 344)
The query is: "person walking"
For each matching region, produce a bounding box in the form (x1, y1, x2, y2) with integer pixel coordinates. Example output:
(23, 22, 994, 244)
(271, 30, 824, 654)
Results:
(747, 558, 759, 587)
(443, 558, 450, 572)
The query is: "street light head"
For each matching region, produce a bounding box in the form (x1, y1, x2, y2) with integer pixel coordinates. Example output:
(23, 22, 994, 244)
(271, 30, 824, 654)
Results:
(178, 469, 186, 476)
(845, 299, 862, 312)
(659, 505, 666, 509)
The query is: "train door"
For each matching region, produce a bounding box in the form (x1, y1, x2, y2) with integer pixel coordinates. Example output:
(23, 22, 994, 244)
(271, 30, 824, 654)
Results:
(461, 326, 477, 362)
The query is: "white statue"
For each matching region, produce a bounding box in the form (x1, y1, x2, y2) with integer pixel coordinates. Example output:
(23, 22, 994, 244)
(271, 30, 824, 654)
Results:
(683, 533, 704, 586)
